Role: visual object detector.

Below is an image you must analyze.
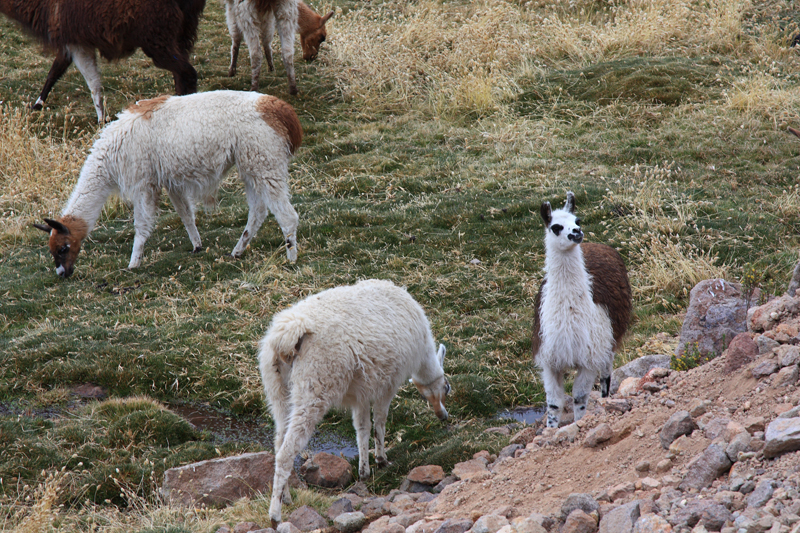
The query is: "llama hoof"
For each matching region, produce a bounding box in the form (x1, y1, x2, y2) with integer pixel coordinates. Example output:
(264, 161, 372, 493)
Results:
(288, 85, 298, 96)
(32, 100, 44, 111)
(271, 519, 279, 529)
(191, 246, 203, 254)
(376, 458, 391, 469)
(250, 83, 259, 92)
(228, 67, 236, 77)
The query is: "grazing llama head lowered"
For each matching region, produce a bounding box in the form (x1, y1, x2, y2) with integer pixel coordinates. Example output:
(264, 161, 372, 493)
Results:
(532, 192, 632, 428)
(258, 279, 450, 525)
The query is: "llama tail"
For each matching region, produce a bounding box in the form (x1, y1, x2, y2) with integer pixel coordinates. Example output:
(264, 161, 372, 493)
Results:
(265, 311, 311, 365)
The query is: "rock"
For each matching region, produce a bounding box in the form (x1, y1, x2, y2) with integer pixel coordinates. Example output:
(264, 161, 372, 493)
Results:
(469, 514, 508, 533)
(161, 451, 302, 508)
(215, 527, 232, 533)
(327, 498, 355, 520)
(748, 294, 800, 333)
(603, 399, 632, 413)
(452, 458, 489, 481)
(287, 506, 328, 531)
(407, 465, 445, 486)
(764, 417, 800, 458)
(746, 479, 775, 509)
(743, 417, 766, 433)
(773, 364, 799, 387)
(671, 499, 731, 531)
(656, 459, 672, 473)
(71, 383, 108, 399)
(433, 476, 458, 493)
(722, 333, 758, 373)
(635, 461, 650, 473)
(678, 444, 732, 491)
(562, 509, 597, 533)
(659, 411, 695, 449)
(618, 377, 640, 397)
(610, 354, 671, 395)
(509, 427, 538, 446)
(722, 420, 746, 441)
(392, 513, 424, 528)
(677, 279, 747, 360)
(555, 423, 580, 443)
(702, 417, 731, 441)
(688, 399, 711, 418)
(640, 477, 661, 491)
(608, 482, 635, 501)
(584, 423, 614, 448)
(725, 431, 751, 462)
(755, 334, 780, 355)
(300, 452, 353, 489)
(599, 500, 640, 533)
(233, 523, 262, 533)
(512, 516, 547, 533)
(778, 405, 800, 419)
(497, 444, 523, 462)
(434, 519, 474, 533)
(560, 493, 600, 521)
(632, 513, 673, 533)
(777, 345, 800, 367)
(751, 359, 779, 379)
(277, 523, 301, 533)
(334, 512, 367, 533)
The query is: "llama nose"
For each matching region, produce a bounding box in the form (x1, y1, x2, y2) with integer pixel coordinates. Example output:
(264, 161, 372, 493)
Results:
(568, 229, 584, 243)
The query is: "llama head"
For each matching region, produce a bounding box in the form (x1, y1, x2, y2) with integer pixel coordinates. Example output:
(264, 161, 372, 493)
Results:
(540, 191, 583, 252)
(411, 344, 450, 421)
(299, 3, 334, 61)
(33, 216, 88, 278)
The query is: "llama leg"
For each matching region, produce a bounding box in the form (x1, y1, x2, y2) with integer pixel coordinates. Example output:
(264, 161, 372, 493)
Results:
(34, 49, 72, 112)
(167, 189, 202, 252)
(572, 367, 598, 422)
(237, 7, 264, 91)
(541, 366, 565, 428)
(225, 1, 242, 76)
(67, 45, 104, 123)
(142, 44, 198, 95)
(372, 394, 393, 468)
(262, 178, 299, 262)
(129, 185, 161, 269)
(263, 12, 276, 72)
(351, 403, 372, 480)
(274, 0, 299, 95)
(230, 176, 269, 258)
(269, 402, 329, 525)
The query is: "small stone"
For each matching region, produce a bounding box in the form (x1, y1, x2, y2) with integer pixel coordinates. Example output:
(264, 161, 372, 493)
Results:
(509, 427, 538, 446)
(604, 399, 632, 413)
(334, 512, 367, 533)
(764, 417, 800, 458)
(773, 365, 799, 387)
(562, 510, 597, 533)
(560, 493, 600, 521)
(434, 518, 474, 533)
(702, 417, 731, 441)
(233, 524, 262, 533)
(743, 416, 766, 433)
(608, 482, 635, 501)
(598, 500, 640, 533)
(635, 461, 651, 473)
(555, 423, 580, 443)
(640, 477, 661, 491)
(618, 377, 640, 397)
(632, 514, 672, 532)
(660, 411, 695, 449)
(300, 452, 353, 489)
(723, 332, 758, 373)
(511, 516, 547, 533)
(327, 498, 355, 520)
(678, 444, 732, 491)
(469, 514, 509, 533)
(688, 399, 711, 418)
(407, 465, 445, 486)
(656, 459, 672, 473)
(725, 432, 751, 463)
(584, 423, 614, 448)
(746, 479, 775, 509)
(777, 345, 800, 367)
(287, 506, 327, 532)
(756, 334, 780, 354)
(497, 444, 523, 462)
(277, 523, 301, 533)
(452, 459, 489, 481)
(752, 359, 780, 379)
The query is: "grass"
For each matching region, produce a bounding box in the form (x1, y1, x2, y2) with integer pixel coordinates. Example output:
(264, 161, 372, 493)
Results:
(2, 0, 800, 529)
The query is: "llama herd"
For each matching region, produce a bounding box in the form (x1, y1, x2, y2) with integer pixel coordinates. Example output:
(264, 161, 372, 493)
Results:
(6, 0, 633, 524)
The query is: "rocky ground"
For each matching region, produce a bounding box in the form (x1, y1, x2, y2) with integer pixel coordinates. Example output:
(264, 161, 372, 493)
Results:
(202, 280, 800, 533)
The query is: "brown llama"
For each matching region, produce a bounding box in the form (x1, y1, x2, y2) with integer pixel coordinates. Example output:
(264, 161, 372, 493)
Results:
(0, 0, 206, 122)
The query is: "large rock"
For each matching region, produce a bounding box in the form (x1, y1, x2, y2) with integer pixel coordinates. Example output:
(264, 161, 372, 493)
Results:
(598, 501, 640, 533)
(746, 479, 775, 509)
(452, 458, 489, 481)
(677, 279, 747, 359)
(161, 451, 303, 508)
(433, 518, 474, 533)
(300, 452, 353, 488)
(722, 332, 758, 373)
(560, 493, 600, 521)
(562, 510, 597, 533)
(678, 444, 732, 491)
(748, 294, 800, 333)
(469, 514, 509, 533)
(670, 499, 731, 531)
(764, 417, 800, 458)
(334, 512, 367, 533)
(610, 354, 671, 395)
(632, 514, 673, 533)
(287, 506, 328, 531)
(584, 424, 614, 448)
(407, 465, 445, 486)
(659, 411, 695, 449)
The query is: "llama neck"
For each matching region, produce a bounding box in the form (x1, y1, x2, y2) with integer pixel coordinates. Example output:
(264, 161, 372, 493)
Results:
(297, 3, 317, 34)
(543, 242, 592, 301)
(62, 153, 116, 233)
(412, 353, 443, 384)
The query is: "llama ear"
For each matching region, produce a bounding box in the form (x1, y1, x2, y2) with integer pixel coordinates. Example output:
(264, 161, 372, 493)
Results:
(33, 223, 53, 233)
(540, 202, 552, 226)
(564, 191, 576, 213)
(321, 10, 334, 24)
(437, 344, 446, 365)
(43, 218, 70, 235)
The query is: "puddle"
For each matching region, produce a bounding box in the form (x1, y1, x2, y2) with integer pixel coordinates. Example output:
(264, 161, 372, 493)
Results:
(495, 406, 545, 425)
(169, 404, 358, 468)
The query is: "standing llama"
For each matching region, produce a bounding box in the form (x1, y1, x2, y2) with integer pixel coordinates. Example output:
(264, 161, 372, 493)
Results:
(258, 279, 450, 525)
(0, 0, 206, 123)
(532, 192, 632, 428)
(225, 0, 333, 92)
(34, 90, 302, 278)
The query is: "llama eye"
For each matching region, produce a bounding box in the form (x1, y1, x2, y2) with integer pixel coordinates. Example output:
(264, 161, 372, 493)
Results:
(551, 224, 563, 236)
(320, 35, 325, 43)
(59, 245, 69, 255)
(575, 218, 581, 226)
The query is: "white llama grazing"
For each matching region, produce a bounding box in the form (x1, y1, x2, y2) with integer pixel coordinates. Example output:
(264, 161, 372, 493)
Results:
(258, 279, 450, 525)
(34, 90, 302, 278)
(532, 192, 632, 428)
(225, 0, 333, 92)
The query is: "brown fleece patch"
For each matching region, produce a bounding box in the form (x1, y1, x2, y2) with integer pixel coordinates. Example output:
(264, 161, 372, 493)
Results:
(126, 95, 170, 119)
(256, 95, 303, 154)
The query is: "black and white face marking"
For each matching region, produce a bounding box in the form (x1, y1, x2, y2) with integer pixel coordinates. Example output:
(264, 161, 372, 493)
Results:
(541, 192, 584, 250)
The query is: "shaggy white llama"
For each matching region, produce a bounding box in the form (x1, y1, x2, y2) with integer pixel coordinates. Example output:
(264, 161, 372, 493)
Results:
(258, 279, 450, 525)
(532, 192, 632, 428)
(34, 90, 302, 277)
(225, 0, 333, 92)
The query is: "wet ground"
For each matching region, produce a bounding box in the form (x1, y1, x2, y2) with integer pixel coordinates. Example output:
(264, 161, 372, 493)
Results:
(495, 406, 545, 425)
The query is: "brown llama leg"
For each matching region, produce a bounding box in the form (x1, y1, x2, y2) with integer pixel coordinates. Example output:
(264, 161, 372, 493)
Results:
(33, 49, 73, 111)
